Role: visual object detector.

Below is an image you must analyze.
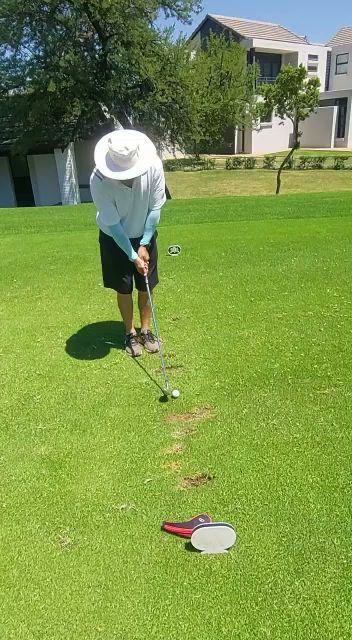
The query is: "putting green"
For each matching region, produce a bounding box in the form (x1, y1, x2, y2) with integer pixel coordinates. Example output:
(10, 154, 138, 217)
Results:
(1, 192, 351, 639)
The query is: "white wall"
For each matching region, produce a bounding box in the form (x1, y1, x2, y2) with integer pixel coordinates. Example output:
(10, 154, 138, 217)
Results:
(27, 154, 61, 206)
(0, 157, 16, 207)
(300, 106, 337, 148)
(250, 116, 293, 155)
(329, 44, 352, 92)
(161, 145, 185, 159)
(297, 44, 328, 89)
(282, 52, 299, 66)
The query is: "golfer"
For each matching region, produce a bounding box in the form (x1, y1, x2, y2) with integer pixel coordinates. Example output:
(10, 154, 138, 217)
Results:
(90, 129, 166, 357)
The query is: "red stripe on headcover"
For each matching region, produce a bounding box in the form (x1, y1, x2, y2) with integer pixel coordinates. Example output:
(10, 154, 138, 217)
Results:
(162, 524, 193, 538)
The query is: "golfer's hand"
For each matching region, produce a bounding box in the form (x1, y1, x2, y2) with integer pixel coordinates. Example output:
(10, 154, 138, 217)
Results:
(134, 256, 148, 275)
(138, 245, 150, 264)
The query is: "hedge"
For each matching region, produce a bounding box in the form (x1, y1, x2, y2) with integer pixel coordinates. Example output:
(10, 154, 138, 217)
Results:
(163, 154, 352, 172)
(225, 154, 352, 170)
(163, 157, 216, 172)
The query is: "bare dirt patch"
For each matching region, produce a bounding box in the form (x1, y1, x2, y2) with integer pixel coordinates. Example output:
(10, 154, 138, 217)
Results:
(163, 443, 185, 455)
(172, 424, 198, 439)
(165, 406, 214, 425)
(163, 461, 182, 472)
(58, 534, 72, 550)
(179, 473, 214, 490)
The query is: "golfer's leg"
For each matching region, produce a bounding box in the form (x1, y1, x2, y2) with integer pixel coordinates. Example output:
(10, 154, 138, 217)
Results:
(138, 290, 159, 353)
(117, 293, 135, 335)
(138, 291, 151, 332)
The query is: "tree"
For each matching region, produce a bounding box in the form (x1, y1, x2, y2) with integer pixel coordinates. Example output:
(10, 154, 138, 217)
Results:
(181, 33, 258, 155)
(258, 65, 320, 194)
(0, 0, 202, 152)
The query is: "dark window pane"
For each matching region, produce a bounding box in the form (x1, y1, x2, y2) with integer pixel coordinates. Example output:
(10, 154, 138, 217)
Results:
(337, 98, 348, 138)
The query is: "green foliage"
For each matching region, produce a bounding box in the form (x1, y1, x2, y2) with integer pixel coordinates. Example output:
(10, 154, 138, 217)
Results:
(163, 157, 216, 171)
(282, 156, 295, 170)
(0, 0, 202, 151)
(259, 65, 320, 128)
(258, 65, 321, 193)
(334, 156, 348, 170)
(297, 156, 327, 170)
(263, 155, 276, 169)
(225, 157, 245, 169)
(244, 157, 256, 169)
(183, 34, 258, 154)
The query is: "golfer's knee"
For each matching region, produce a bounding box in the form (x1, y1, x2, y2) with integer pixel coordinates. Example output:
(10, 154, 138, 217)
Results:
(117, 292, 132, 300)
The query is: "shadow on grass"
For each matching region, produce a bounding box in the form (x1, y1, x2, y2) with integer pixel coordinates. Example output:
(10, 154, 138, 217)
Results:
(65, 321, 125, 360)
(133, 359, 169, 403)
(65, 321, 169, 402)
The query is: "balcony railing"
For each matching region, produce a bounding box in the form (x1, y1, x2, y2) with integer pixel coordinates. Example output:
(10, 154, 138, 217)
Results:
(257, 76, 278, 85)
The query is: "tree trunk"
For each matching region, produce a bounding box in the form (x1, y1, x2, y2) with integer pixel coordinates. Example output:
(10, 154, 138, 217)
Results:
(276, 119, 300, 195)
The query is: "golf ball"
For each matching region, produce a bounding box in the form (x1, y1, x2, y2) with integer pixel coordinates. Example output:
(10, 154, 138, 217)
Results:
(171, 389, 180, 399)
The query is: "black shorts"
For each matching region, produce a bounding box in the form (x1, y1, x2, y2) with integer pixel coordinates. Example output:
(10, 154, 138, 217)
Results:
(99, 230, 159, 294)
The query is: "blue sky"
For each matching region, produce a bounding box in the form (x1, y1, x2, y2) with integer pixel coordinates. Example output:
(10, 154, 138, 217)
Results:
(159, 0, 351, 44)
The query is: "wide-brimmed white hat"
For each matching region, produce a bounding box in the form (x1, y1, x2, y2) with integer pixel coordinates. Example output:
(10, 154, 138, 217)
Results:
(94, 129, 157, 180)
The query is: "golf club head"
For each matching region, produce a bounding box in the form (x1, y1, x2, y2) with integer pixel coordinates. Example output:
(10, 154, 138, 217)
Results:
(163, 387, 180, 399)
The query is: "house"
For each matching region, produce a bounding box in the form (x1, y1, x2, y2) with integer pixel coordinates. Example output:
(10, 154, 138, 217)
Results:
(188, 14, 329, 155)
(1, 15, 352, 208)
(300, 27, 352, 149)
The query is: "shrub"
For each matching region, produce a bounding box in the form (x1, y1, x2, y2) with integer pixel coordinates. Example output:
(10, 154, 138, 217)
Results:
(282, 156, 295, 170)
(312, 156, 327, 169)
(163, 157, 216, 172)
(244, 157, 257, 169)
(225, 157, 245, 170)
(334, 156, 348, 170)
(263, 155, 276, 169)
(297, 156, 309, 170)
(297, 156, 326, 170)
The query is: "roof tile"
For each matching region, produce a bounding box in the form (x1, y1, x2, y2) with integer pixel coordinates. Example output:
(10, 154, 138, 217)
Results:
(327, 27, 352, 47)
(209, 14, 308, 45)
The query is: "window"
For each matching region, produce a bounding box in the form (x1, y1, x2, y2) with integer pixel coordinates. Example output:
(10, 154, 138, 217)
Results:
(256, 52, 282, 83)
(308, 54, 318, 74)
(336, 98, 348, 138)
(336, 53, 349, 75)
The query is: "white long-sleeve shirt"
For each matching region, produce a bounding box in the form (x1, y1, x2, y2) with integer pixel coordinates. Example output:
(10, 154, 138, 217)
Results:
(90, 157, 166, 239)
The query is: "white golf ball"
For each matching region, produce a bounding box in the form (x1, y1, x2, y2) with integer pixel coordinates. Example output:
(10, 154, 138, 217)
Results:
(171, 389, 180, 399)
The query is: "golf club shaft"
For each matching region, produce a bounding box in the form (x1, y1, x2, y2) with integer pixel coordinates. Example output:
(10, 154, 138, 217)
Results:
(144, 274, 170, 392)
(144, 274, 170, 391)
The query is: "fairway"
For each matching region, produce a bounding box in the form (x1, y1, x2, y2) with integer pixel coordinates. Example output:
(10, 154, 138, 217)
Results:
(1, 192, 351, 639)
(166, 169, 352, 199)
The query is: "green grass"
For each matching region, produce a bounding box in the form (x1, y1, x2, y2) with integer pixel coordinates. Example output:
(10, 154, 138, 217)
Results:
(275, 149, 352, 157)
(1, 192, 352, 639)
(166, 169, 352, 199)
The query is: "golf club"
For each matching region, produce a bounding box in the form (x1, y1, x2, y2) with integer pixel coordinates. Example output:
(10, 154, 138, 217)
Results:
(144, 273, 180, 399)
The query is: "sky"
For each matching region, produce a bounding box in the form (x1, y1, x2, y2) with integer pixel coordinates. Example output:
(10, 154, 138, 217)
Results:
(159, 0, 352, 44)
